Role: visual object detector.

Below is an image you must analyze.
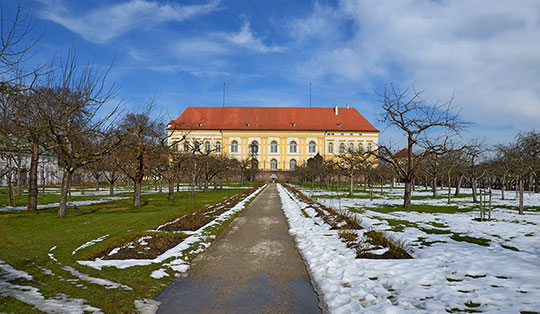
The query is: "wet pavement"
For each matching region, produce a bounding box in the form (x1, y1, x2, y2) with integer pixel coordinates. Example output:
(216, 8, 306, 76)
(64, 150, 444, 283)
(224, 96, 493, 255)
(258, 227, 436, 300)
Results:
(155, 183, 322, 314)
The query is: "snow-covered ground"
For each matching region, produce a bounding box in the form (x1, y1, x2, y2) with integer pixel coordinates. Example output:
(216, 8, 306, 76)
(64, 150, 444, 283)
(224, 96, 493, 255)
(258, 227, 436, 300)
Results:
(279, 184, 540, 314)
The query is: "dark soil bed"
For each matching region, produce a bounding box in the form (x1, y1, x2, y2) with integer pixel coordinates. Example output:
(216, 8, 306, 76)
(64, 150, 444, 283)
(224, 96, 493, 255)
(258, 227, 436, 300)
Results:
(96, 233, 187, 260)
(158, 186, 261, 232)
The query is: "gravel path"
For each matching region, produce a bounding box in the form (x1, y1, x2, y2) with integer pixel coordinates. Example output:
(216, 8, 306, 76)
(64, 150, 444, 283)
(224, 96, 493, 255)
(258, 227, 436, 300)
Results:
(155, 183, 322, 314)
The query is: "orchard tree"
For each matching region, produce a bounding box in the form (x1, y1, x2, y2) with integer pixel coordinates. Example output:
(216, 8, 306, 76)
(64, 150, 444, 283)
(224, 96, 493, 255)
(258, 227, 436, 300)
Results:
(40, 50, 119, 218)
(462, 141, 487, 203)
(376, 85, 467, 208)
(115, 108, 165, 207)
(516, 130, 540, 193)
(0, 4, 43, 211)
(337, 148, 370, 197)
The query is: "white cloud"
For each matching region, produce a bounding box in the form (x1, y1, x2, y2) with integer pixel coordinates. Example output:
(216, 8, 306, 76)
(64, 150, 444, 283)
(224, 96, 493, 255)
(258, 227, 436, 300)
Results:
(37, 0, 220, 43)
(220, 21, 285, 53)
(172, 21, 285, 58)
(290, 0, 540, 134)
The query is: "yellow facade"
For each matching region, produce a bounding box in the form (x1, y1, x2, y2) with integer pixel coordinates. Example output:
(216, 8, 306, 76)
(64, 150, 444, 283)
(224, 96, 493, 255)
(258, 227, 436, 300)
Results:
(168, 129, 379, 171)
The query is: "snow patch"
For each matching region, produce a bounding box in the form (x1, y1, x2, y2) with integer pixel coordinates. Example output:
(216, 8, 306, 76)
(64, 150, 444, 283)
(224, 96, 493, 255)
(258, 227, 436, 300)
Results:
(62, 266, 132, 290)
(150, 269, 169, 279)
(72, 234, 109, 255)
(0, 260, 102, 314)
(48, 246, 59, 263)
(134, 299, 160, 314)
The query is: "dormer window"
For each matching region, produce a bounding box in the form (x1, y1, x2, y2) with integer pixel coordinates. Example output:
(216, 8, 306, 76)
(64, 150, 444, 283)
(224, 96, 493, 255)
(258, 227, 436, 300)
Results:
(244, 122, 250, 127)
(290, 122, 296, 127)
(196, 122, 203, 127)
(336, 123, 341, 128)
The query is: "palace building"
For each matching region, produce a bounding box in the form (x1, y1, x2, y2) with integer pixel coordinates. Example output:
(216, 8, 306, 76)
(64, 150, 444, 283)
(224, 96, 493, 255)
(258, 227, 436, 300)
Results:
(167, 105, 379, 171)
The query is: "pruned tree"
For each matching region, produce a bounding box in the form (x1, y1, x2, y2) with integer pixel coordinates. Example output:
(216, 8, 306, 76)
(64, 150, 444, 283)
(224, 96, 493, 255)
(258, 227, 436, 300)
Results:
(337, 148, 370, 197)
(39, 49, 119, 218)
(115, 107, 165, 207)
(376, 85, 467, 208)
(516, 130, 540, 194)
(462, 141, 487, 203)
(440, 149, 464, 204)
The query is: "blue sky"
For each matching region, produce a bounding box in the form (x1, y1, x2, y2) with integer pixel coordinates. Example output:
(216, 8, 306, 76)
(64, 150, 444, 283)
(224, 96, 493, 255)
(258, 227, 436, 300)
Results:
(4, 0, 540, 147)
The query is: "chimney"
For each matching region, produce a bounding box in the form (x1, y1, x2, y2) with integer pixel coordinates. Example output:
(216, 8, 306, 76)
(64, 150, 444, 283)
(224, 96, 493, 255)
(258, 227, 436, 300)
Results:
(334, 105, 339, 116)
(346, 103, 350, 109)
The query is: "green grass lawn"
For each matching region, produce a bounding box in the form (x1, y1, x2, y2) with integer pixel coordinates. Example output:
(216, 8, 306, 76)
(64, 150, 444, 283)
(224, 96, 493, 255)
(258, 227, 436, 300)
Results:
(0, 185, 256, 313)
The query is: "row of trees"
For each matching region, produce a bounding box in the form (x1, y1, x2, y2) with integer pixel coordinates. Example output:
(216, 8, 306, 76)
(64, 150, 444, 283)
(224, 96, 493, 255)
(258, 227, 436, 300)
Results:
(0, 5, 262, 218)
(294, 85, 538, 215)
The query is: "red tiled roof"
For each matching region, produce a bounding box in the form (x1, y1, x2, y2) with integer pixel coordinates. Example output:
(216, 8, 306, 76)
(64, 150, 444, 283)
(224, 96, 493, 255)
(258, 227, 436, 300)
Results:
(168, 107, 379, 132)
(393, 148, 414, 158)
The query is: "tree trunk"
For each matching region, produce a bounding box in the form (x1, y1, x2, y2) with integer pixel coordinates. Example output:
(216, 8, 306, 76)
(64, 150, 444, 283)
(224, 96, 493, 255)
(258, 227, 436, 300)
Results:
(432, 177, 437, 199)
(95, 177, 100, 191)
(16, 167, 22, 196)
(454, 175, 463, 196)
(191, 176, 196, 197)
(519, 178, 524, 215)
(159, 177, 163, 193)
(133, 155, 144, 207)
(109, 180, 115, 196)
(472, 178, 478, 202)
(488, 189, 492, 221)
(204, 178, 209, 192)
(7, 171, 15, 207)
(501, 175, 506, 200)
(479, 189, 484, 221)
(447, 175, 452, 204)
(133, 179, 142, 207)
(403, 180, 412, 208)
(58, 170, 73, 218)
(27, 141, 39, 212)
(41, 168, 45, 195)
(168, 178, 174, 200)
(349, 174, 354, 197)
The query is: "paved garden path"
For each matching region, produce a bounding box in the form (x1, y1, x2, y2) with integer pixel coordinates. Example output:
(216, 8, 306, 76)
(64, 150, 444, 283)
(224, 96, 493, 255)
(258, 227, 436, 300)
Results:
(155, 183, 322, 314)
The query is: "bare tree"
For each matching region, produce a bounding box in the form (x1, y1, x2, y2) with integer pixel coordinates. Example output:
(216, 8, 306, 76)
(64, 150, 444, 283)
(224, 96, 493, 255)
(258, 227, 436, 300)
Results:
(115, 108, 164, 207)
(39, 50, 119, 218)
(376, 85, 467, 208)
(337, 148, 370, 197)
(440, 150, 463, 204)
(462, 142, 487, 203)
(516, 130, 540, 194)
(0, 3, 39, 86)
